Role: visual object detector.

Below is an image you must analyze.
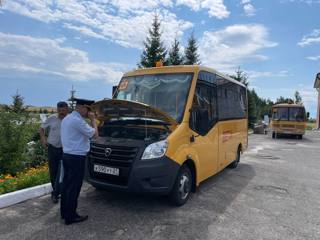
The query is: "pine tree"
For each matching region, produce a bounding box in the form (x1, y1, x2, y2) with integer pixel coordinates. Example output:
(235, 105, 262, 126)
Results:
(139, 14, 167, 68)
(167, 38, 183, 66)
(294, 90, 302, 104)
(184, 32, 200, 65)
(11, 91, 27, 114)
(276, 96, 294, 104)
(229, 67, 249, 86)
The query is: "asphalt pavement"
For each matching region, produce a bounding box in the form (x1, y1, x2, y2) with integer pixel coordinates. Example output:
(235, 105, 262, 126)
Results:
(0, 132, 319, 240)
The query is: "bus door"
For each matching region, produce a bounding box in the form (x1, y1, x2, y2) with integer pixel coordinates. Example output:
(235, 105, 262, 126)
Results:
(189, 72, 219, 181)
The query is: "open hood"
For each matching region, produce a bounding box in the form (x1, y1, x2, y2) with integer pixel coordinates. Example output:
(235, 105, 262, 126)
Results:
(93, 99, 178, 126)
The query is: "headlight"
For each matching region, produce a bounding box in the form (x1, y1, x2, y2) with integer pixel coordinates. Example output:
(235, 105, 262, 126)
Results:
(141, 139, 168, 160)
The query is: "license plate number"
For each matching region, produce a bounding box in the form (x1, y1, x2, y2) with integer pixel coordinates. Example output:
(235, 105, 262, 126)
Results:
(93, 164, 119, 176)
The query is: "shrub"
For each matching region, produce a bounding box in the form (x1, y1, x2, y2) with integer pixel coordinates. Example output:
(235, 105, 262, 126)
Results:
(0, 110, 34, 175)
(0, 93, 48, 176)
(26, 140, 48, 168)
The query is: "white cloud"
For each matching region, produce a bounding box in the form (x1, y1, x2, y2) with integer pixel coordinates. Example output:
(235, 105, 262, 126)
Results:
(2, 0, 193, 49)
(176, 0, 230, 19)
(63, 23, 106, 40)
(0, 32, 129, 84)
(198, 24, 278, 73)
(306, 55, 320, 61)
(298, 29, 320, 47)
(240, 0, 256, 17)
(243, 3, 256, 16)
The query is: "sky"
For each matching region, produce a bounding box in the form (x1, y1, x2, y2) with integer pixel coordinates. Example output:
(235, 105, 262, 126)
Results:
(0, 0, 319, 117)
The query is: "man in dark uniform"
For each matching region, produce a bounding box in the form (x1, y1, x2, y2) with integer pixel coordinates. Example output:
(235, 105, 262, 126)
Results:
(39, 101, 68, 203)
(60, 98, 98, 225)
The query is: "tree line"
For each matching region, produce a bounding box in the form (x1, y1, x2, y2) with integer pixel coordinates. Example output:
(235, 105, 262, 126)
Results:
(138, 15, 305, 127)
(139, 15, 200, 68)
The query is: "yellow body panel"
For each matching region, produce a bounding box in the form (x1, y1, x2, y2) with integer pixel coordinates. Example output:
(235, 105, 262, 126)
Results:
(123, 65, 248, 187)
(270, 120, 306, 135)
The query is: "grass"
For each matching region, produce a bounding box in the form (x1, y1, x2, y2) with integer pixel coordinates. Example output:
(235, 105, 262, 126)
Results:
(0, 164, 50, 195)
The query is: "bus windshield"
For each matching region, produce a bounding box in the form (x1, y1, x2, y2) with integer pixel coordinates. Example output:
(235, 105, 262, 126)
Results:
(114, 73, 193, 123)
(272, 107, 305, 121)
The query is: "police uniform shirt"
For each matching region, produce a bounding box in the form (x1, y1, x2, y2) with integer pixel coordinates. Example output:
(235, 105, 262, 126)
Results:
(41, 114, 62, 148)
(61, 111, 95, 156)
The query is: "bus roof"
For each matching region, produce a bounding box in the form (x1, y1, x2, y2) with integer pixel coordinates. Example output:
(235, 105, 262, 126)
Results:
(273, 103, 305, 108)
(123, 65, 247, 88)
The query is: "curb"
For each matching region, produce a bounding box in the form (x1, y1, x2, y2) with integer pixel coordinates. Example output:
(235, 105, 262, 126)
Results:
(0, 183, 52, 209)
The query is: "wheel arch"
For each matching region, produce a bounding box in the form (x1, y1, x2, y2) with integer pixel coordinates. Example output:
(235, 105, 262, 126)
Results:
(183, 158, 197, 193)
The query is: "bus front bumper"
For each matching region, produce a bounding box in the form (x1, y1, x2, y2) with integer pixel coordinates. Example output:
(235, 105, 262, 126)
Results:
(272, 128, 305, 135)
(87, 156, 180, 195)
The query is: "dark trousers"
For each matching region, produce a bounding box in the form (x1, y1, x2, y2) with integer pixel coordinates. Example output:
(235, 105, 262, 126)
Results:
(48, 145, 63, 197)
(60, 153, 86, 220)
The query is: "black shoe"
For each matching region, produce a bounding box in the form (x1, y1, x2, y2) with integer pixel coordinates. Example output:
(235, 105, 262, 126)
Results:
(65, 215, 88, 225)
(51, 194, 59, 204)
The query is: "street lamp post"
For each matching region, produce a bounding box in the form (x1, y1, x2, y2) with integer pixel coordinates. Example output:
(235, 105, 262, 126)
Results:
(314, 73, 320, 129)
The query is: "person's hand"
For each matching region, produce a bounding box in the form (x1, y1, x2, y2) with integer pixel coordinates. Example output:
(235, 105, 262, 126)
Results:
(41, 139, 48, 149)
(88, 111, 96, 120)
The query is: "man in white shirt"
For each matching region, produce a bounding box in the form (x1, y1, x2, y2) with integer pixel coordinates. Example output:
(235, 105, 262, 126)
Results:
(60, 98, 98, 225)
(39, 101, 68, 203)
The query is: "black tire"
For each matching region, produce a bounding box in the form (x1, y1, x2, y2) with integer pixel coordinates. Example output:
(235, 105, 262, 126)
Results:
(298, 134, 303, 140)
(228, 147, 241, 169)
(272, 131, 275, 139)
(169, 165, 192, 206)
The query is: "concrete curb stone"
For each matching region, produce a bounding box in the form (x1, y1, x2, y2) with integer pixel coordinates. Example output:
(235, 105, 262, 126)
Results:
(0, 183, 52, 209)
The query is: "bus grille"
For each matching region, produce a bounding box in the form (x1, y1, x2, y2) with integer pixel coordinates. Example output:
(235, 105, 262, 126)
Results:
(281, 124, 295, 128)
(88, 143, 139, 186)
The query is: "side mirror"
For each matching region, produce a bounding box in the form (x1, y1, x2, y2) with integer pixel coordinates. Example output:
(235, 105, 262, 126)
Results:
(307, 112, 310, 119)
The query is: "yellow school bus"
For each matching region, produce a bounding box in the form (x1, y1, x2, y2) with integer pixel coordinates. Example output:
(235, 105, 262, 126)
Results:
(270, 103, 307, 139)
(87, 65, 248, 206)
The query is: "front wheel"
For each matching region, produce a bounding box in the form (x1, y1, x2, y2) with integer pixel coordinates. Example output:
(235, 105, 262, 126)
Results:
(169, 165, 192, 206)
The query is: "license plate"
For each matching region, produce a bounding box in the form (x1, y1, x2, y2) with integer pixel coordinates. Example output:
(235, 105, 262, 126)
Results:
(93, 164, 119, 176)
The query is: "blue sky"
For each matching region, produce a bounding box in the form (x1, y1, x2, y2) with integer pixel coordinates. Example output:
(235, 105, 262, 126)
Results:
(0, 0, 319, 117)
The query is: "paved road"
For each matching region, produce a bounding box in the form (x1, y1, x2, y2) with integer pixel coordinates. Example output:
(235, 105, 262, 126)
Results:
(1, 132, 320, 240)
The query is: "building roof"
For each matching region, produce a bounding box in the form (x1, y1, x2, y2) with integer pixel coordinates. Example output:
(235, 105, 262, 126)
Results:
(273, 103, 304, 108)
(314, 72, 320, 88)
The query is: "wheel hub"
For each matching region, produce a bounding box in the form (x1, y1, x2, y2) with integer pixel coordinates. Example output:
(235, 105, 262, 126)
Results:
(179, 174, 190, 200)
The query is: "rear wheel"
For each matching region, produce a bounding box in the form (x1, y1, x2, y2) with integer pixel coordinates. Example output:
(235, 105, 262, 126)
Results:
(228, 147, 241, 169)
(169, 165, 192, 206)
(298, 134, 303, 139)
(272, 131, 276, 139)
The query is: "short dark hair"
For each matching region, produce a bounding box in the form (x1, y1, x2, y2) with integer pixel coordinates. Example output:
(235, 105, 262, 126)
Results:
(57, 101, 68, 108)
